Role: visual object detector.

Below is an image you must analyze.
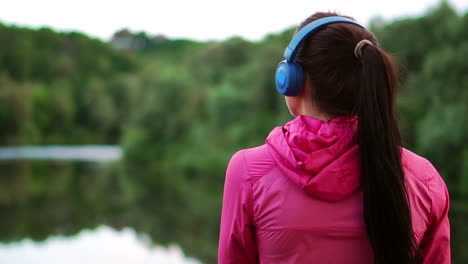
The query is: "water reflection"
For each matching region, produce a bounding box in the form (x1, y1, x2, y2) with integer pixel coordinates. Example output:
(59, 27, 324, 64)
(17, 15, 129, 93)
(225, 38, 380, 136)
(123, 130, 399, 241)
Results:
(0, 146, 122, 161)
(0, 157, 219, 263)
(0, 149, 465, 263)
(0, 226, 200, 264)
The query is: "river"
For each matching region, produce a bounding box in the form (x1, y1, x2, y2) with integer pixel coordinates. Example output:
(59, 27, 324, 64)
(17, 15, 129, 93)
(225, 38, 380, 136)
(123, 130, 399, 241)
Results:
(0, 146, 202, 264)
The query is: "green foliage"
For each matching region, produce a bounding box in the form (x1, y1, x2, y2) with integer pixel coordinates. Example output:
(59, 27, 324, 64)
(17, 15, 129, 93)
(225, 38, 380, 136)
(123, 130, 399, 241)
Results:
(0, 23, 135, 144)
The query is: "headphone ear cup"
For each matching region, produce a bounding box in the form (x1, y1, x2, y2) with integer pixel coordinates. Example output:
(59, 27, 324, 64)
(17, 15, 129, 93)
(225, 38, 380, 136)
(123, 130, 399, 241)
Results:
(275, 60, 304, 96)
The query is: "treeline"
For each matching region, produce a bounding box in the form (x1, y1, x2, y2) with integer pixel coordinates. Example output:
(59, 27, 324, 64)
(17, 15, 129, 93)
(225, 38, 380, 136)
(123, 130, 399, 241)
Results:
(0, 25, 135, 144)
(0, 2, 467, 263)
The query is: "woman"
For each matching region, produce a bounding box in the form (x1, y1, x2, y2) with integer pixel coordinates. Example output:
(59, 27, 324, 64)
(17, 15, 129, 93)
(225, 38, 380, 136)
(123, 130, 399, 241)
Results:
(218, 12, 450, 264)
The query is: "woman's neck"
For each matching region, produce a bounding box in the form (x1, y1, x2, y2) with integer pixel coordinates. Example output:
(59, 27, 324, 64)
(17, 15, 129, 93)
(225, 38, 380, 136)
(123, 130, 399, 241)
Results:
(298, 99, 331, 122)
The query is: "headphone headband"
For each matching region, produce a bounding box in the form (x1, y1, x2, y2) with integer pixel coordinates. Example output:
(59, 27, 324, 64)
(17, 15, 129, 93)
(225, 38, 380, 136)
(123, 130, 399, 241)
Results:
(283, 16, 364, 62)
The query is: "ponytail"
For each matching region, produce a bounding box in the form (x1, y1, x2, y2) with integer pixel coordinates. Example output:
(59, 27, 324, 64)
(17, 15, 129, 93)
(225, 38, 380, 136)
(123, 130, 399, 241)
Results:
(357, 44, 420, 264)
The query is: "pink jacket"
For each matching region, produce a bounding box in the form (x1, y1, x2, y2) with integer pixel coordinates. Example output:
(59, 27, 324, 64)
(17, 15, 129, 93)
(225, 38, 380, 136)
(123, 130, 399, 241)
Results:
(218, 115, 450, 264)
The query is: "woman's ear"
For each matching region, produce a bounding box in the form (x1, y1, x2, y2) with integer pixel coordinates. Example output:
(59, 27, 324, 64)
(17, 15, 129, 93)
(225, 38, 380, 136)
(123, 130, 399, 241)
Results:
(285, 95, 301, 117)
(285, 75, 310, 117)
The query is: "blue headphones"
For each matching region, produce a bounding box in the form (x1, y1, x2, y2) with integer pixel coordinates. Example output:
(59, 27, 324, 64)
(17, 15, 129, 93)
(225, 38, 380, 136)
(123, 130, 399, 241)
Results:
(275, 16, 364, 96)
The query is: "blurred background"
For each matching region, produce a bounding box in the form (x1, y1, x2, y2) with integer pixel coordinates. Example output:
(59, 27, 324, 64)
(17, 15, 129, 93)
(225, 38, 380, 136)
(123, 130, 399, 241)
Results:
(0, 0, 467, 263)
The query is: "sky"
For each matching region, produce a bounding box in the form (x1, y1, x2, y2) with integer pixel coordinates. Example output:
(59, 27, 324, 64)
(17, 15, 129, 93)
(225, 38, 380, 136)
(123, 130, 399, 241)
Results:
(1, 0, 467, 41)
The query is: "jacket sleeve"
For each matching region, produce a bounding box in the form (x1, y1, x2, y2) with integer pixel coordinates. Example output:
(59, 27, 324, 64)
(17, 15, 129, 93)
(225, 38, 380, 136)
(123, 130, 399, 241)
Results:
(419, 165, 451, 264)
(218, 150, 257, 264)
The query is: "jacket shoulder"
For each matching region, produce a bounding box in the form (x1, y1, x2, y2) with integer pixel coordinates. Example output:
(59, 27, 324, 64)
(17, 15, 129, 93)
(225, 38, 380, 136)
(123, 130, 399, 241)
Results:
(237, 144, 277, 185)
(402, 148, 441, 184)
(401, 148, 449, 216)
(401, 149, 450, 245)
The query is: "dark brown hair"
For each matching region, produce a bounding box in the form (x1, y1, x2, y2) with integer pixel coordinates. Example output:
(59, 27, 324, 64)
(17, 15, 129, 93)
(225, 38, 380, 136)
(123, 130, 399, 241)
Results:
(295, 12, 420, 264)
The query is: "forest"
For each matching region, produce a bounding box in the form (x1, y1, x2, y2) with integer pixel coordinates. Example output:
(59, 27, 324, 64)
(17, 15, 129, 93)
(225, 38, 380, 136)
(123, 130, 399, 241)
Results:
(0, 2, 467, 263)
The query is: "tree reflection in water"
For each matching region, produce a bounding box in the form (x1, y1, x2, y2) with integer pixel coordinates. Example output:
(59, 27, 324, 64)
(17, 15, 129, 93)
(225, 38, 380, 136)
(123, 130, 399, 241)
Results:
(0, 160, 466, 264)
(0, 160, 222, 264)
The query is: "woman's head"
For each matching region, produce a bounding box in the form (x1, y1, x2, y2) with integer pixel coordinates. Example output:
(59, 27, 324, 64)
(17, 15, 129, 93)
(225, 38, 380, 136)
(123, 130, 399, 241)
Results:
(287, 12, 420, 264)
(291, 12, 386, 118)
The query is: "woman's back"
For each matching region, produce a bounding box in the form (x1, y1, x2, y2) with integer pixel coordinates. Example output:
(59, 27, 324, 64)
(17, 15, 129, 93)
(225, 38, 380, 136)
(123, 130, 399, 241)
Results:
(218, 115, 450, 263)
(218, 12, 450, 264)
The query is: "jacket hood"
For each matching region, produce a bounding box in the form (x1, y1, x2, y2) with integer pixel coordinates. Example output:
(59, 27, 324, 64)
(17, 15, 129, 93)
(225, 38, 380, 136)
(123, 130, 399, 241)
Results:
(266, 115, 360, 201)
